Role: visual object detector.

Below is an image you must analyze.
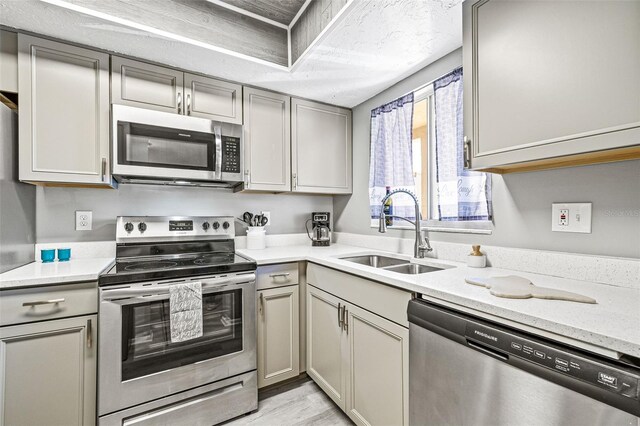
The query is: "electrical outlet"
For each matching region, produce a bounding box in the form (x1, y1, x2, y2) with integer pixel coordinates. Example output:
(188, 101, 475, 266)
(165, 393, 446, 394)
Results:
(76, 211, 93, 231)
(552, 203, 592, 233)
(559, 209, 569, 226)
(261, 211, 271, 226)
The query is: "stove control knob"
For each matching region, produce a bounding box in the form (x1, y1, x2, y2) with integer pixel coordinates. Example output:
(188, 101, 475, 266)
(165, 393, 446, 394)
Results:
(222, 221, 230, 230)
(138, 222, 147, 233)
(212, 221, 220, 230)
(124, 222, 134, 233)
(202, 222, 210, 231)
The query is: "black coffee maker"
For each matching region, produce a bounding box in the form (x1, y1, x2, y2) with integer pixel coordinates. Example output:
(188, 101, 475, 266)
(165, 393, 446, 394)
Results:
(307, 212, 331, 247)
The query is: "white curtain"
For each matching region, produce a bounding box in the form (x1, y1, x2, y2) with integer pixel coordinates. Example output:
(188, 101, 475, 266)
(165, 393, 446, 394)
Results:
(369, 93, 416, 219)
(433, 68, 492, 221)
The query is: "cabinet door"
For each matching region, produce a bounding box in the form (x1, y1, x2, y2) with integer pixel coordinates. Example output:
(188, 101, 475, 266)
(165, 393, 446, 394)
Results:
(0, 315, 96, 426)
(464, 0, 640, 170)
(243, 87, 291, 191)
(306, 285, 347, 410)
(345, 303, 409, 426)
(184, 73, 242, 124)
(111, 56, 184, 114)
(257, 286, 300, 388)
(292, 98, 352, 194)
(18, 35, 111, 185)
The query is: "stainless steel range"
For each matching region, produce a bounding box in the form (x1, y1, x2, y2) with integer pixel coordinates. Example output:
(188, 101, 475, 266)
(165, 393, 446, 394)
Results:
(98, 216, 257, 426)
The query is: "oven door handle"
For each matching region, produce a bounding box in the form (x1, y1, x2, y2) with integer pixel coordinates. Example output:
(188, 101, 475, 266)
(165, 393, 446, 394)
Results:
(101, 273, 255, 301)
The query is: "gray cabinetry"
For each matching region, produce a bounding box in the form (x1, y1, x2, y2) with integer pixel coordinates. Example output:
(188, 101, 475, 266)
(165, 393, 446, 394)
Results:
(0, 282, 98, 426)
(18, 35, 112, 186)
(256, 263, 300, 388)
(292, 98, 352, 194)
(306, 264, 410, 425)
(111, 57, 242, 123)
(0, 30, 18, 93)
(185, 73, 241, 123)
(111, 56, 183, 114)
(243, 87, 291, 191)
(463, 0, 640, 172)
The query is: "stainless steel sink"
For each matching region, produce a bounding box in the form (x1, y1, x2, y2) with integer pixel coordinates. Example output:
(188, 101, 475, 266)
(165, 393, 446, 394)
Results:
(383, 263, 444, 275)
(340, 255, 409, 268)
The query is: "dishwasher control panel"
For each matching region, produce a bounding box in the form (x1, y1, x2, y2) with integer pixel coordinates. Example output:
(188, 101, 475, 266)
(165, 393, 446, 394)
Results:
(465, 323, 640, 401)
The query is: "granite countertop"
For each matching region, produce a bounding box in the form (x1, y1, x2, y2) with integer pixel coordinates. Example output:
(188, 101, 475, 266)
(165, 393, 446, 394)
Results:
(0, 258, 115, 289)
(238, 244, 640, 359)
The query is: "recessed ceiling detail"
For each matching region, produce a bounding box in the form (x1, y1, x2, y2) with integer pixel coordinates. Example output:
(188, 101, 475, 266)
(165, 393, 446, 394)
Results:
(0, 0, 462, 107)
(218, 0, 307, 26)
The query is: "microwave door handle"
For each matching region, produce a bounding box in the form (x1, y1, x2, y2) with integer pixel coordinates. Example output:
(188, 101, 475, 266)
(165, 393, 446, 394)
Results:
(214, 125, 222, 180)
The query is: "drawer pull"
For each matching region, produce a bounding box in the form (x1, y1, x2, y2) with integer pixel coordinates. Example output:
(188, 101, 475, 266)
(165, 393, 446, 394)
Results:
(87, 319, 93, 349)
(269, 273, 290, 278)
(22, 298, 65, 307)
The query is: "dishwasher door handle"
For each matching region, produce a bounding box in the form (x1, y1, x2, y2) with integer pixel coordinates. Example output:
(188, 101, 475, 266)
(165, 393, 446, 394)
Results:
(466, 339, 509, 361)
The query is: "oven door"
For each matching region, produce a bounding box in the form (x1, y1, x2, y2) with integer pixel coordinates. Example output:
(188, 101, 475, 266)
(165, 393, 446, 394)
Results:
(98, 272, 256, 416)
(111, 105, 244, 183)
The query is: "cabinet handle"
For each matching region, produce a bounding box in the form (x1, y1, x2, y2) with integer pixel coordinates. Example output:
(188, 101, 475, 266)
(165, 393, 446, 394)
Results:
(187, 93, 191, 115)
(177, 92, 182, 114)
(22, 298, 65, 307)
(337, 302, 343, 328)
(269, 273, 290, 278)
(463, 136, 471, 169)
(343, 308, 348, 334)
(259, 292, 264, 316)
(101, 157, 107, 182)
(292, 173, 297, 191)
(87, 319, 93, 349)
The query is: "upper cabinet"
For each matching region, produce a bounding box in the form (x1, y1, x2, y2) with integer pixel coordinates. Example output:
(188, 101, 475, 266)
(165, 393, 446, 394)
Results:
(292, 98, 352, 194)
(0, 30, 18, 94)
(111, 56, 242, 124)
(18, 35, 113, 186)
(243, 87, 291, 192)
(463, 0, 640, 173)
(111, 56, 183, 114)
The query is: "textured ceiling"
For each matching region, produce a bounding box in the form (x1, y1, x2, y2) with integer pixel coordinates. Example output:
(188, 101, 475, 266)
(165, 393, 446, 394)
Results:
(219, 0, 307, 25)
(0, 0, 462, 108)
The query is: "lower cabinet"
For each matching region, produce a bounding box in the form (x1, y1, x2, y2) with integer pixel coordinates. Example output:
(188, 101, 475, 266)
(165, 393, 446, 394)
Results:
(0, 315, 97, 426)
(257, 285, 300, 388)
(307, 284, 409, 426)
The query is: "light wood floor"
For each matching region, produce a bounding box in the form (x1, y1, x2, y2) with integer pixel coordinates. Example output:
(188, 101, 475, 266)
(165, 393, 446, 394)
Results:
(224, 376, 353, 426)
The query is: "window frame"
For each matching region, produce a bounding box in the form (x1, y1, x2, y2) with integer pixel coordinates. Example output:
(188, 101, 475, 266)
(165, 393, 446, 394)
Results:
(369, 76, 493, 235)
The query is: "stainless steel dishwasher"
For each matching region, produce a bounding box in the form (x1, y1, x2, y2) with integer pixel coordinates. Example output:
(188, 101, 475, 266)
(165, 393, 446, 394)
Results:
(408, 299, 640, 426)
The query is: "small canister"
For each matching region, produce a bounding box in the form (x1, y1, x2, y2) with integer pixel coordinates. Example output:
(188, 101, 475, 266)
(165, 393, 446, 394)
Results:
(246, 227, 266, 250)
(467, 245, 486, 268)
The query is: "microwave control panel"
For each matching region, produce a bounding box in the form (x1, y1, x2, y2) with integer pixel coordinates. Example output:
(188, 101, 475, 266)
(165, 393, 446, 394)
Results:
(221, 137, 241, 173)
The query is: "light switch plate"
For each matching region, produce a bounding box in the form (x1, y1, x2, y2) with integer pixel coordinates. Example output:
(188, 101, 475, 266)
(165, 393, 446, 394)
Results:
(261, 211, 271, 226)
(552, 203, 591, 233)
(76, 210, 93, 231)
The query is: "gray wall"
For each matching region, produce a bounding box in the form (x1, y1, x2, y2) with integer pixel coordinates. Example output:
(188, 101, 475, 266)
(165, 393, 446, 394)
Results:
(0, 104, 36, 271)
(36, 185, 332, 243)
(333, 48, 640, 259)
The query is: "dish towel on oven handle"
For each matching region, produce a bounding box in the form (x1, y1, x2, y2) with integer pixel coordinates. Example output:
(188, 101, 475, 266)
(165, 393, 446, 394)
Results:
(169, 281, 203, 343)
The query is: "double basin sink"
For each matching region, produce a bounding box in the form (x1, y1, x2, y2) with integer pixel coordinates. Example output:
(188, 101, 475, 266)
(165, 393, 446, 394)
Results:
(339, 254, 450, 275)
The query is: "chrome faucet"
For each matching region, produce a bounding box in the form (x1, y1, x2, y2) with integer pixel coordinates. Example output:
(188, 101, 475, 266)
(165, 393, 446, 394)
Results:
(378, 189, 433, 258)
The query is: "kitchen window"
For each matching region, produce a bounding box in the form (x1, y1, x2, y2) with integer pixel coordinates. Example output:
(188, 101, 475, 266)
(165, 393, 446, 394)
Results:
(370, 68, 493, 234)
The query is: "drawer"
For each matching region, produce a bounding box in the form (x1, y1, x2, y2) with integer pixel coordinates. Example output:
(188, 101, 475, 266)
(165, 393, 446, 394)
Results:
(256, 263, 299, 290)
(0, 282, 98, 327)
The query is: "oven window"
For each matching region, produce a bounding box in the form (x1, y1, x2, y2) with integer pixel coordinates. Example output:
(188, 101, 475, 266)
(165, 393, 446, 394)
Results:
(118, 122, 214, 171)
(121, 289, 242, 381)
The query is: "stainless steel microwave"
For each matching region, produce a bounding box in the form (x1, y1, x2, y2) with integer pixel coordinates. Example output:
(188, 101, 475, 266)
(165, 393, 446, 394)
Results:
(112, 104, 243, 187)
